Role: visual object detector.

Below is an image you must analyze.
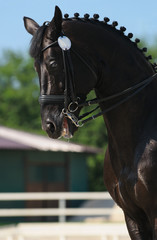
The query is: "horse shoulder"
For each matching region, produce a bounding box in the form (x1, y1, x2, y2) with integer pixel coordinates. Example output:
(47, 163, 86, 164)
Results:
(136, 138, 157, 195)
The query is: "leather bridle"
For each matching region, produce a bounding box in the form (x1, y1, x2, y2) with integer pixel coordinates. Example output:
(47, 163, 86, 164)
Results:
(39, 35, 157, 127)
(39, 35, 98, 127)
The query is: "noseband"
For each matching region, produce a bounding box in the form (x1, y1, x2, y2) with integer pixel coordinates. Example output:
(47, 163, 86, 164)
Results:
(39, 34, 157, 127)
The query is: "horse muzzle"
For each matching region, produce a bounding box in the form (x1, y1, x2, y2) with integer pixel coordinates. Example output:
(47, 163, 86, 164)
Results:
(42, 113, 75, 139)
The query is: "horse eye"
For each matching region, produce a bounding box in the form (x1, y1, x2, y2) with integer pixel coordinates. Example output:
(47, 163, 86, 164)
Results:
(49, 60, 58, 68)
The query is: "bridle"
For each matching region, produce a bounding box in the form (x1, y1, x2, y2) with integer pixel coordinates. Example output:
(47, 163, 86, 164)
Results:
(39, 35, 98, 127)
(39, 34, 157, 127)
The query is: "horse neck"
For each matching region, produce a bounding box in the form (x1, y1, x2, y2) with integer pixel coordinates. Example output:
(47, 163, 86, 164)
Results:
(66, 20, 155, 93)
(74, 21, 157, 166)
(66, 20, 156, 155)
(96, 71, 157, 169)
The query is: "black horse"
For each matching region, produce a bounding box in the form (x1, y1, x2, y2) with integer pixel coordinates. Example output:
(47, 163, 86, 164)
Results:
(24, 6, 157, 239)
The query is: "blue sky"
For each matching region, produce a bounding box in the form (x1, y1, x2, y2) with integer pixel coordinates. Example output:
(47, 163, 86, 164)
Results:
(1, 0, 157, 53)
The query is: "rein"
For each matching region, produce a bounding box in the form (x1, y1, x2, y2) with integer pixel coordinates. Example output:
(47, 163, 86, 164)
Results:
(78, 73, 157, 125)
(39, 35, 157, 127)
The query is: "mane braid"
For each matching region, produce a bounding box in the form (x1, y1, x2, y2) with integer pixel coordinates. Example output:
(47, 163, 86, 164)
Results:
(63, 14, 157, 72)
(30, 25, 47, 59)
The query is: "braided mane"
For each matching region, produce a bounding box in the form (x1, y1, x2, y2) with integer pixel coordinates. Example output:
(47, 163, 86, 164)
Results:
(63, 13, 157, 72)
(29, 12, 157, 72)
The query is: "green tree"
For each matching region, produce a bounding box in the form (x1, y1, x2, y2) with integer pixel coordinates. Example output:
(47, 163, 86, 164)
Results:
(0, 51, 41, 132)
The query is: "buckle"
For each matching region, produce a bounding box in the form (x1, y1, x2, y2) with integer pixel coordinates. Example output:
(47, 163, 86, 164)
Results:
(68, 101, 78, 112)
(62, 109, 83, 127)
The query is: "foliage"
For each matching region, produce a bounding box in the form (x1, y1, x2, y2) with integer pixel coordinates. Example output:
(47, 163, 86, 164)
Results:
(87, 153, 106, 191)
(0, 51, 42, 133)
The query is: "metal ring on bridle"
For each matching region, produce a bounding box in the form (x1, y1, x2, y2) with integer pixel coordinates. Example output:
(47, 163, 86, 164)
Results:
(77, 120, 84, 127)
(62, 108, 67, 115)
(68, 101, 79, 112)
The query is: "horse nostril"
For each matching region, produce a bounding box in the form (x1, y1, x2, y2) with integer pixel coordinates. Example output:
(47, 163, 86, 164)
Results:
(46, 121, 56, 133)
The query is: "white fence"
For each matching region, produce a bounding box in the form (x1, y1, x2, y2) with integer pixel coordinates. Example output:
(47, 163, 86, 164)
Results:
(0, 192, 114, 222)
(0, 192, 129, 240)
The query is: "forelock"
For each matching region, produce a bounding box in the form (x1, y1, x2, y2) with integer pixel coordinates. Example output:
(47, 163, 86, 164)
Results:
(29, 25, 47, 59)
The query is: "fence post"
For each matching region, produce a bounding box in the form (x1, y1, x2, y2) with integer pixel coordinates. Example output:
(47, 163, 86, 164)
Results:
(59, 199, 66, 222)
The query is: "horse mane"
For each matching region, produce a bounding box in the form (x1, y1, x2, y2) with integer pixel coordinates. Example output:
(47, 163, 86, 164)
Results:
(29, 24, 47, 59)
(29, 12, 157, 72)
(63, 13, 157, 72)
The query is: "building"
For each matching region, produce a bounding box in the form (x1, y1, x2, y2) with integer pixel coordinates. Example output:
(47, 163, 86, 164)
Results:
(0, 126, 101, 222)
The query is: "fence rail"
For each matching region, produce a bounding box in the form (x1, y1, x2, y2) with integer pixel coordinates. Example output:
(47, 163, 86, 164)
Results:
(0, 192, 129, 240)
(0, 208, 113, 217)
(0, 192, 111, 200)
(0, 192, 114, 222)
(0, 192, 117, 222)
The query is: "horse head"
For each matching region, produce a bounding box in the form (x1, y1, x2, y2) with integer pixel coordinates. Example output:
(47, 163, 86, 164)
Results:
(24, 6, 98, 139)
(24, 6, 155, 141)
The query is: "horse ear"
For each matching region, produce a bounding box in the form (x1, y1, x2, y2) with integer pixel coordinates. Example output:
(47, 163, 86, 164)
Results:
(23, 17, 40, 36)
(48, 6, 63, 37)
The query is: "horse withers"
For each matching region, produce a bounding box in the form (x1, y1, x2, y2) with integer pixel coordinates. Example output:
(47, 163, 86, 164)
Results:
(24, 6, 157, 239)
